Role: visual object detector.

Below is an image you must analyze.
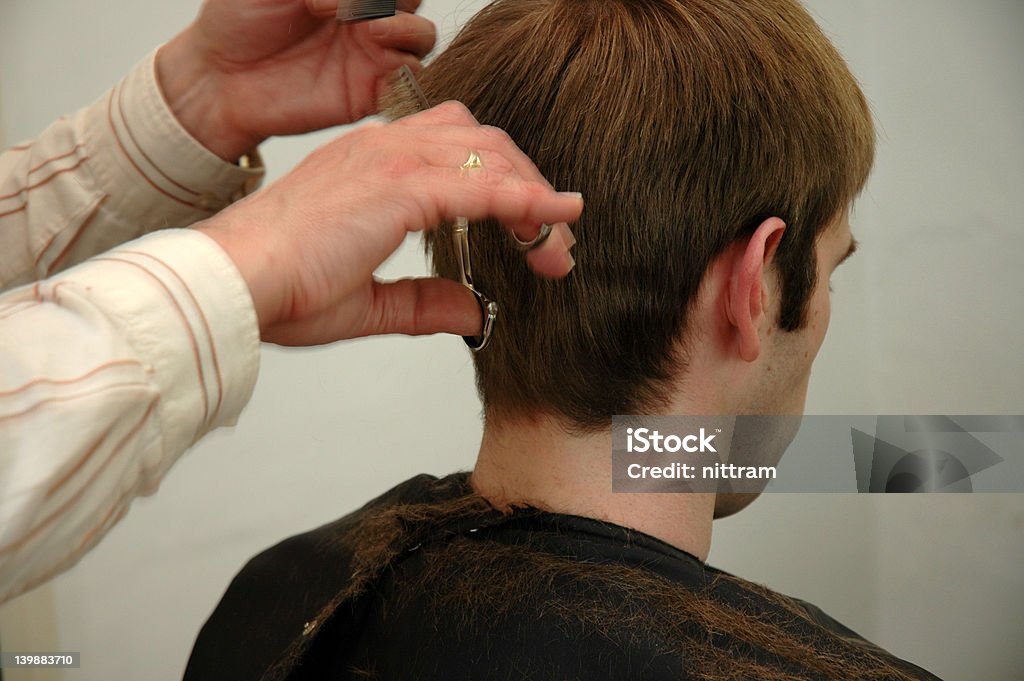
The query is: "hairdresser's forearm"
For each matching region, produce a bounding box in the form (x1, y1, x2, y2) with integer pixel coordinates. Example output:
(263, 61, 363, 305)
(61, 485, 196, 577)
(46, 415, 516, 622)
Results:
(0, 52, 262, 290)
(0, 229, 260, 604)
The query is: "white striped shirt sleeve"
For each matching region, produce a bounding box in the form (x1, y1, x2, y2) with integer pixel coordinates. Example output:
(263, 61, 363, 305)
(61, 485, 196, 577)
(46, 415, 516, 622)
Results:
(0, 50, 264, 603)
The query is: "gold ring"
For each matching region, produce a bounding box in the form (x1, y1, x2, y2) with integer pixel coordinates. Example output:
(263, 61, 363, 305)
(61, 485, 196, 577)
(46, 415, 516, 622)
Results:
(461, 151, 483, 174)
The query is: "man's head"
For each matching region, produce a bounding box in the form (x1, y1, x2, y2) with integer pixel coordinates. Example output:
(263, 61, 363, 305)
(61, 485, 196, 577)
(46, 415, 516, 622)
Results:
(414, 0, 874, 429)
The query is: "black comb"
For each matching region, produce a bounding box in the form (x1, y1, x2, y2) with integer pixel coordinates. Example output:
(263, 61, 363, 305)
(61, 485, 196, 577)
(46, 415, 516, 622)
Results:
(337, 0, 397, 23)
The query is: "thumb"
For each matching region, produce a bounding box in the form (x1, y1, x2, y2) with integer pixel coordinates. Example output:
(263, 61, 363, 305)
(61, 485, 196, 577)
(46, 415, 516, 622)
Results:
(367, 277, 484, 337)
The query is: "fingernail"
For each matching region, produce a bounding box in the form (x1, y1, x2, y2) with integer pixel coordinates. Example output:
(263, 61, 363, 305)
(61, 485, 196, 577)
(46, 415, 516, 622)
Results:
(559, 191, 583, 201)
(309, 0, 335, 12)
(564, 224, 577, 249)
(567, 253, 576, 272)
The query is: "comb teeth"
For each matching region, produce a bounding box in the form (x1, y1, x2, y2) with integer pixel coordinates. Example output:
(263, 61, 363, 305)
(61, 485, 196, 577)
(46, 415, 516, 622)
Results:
(395, 65, 431, 112)
(337, 0, 397, 22)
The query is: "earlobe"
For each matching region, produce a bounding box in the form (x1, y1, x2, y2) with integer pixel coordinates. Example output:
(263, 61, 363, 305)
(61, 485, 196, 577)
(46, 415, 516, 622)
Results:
(727, 218, 786, 362)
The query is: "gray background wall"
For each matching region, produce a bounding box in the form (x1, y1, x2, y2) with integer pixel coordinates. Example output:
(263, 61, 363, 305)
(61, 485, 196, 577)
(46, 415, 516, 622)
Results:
(1, 1, 1022, 680)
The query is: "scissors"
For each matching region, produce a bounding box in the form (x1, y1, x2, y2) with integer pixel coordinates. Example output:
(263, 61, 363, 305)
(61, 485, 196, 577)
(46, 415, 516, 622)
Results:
(394, 66, 500, 352)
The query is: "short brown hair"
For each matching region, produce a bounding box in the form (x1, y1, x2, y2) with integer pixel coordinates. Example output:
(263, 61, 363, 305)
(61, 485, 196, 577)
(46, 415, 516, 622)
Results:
(408, 0, 874, 430)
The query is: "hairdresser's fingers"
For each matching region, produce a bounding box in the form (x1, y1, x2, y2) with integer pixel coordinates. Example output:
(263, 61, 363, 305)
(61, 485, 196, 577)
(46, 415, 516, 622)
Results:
(525, 222, 577, 279)
(407, 142, 517, 178)
(305, 0, 339, 17)
(263, 278, 482, 345)
(396, 0, 423, 12)
(475, 126, 553, 187)
(365, 277, 483, 337)
(453, 132, 578, 245)
(409, 124, 547, 181)
(418, 128, 574, 242)
(425, 170, 584, 230)
(396, 144, 577, 277)
(404, 124, 585, 244)
(416, 138, 583, 250)
(412, 125, 574, 230)
(364, 13, 436, 58)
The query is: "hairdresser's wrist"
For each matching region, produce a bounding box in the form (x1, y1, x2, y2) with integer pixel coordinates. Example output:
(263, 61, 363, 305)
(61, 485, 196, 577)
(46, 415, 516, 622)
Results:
(199, 217, 283, 333)
(156, 32, 263, 163)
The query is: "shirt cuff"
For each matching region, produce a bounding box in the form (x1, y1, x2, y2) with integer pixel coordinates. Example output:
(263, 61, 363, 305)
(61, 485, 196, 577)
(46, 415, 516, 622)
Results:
(52, 229, 261, 458)
(80, 49, 264, 227)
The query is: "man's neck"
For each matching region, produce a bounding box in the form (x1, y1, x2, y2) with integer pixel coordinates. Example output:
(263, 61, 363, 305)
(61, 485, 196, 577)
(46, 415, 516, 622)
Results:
(471, 416, 715, 562)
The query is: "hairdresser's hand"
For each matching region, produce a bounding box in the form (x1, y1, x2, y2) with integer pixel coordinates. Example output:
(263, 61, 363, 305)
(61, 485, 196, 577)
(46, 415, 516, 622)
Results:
(199, 102, 581, 345)
(156, 0, 436, 162)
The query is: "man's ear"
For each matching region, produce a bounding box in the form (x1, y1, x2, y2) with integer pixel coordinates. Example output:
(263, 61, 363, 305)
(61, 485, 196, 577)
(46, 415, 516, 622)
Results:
(726, 218, 786, 362)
